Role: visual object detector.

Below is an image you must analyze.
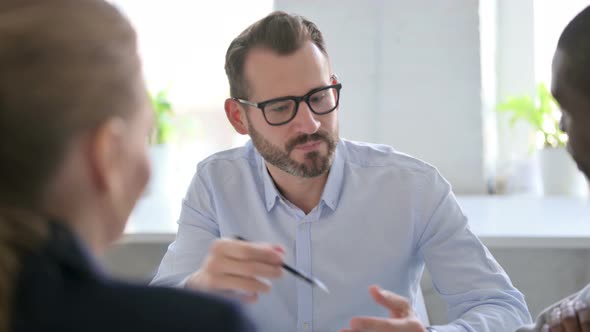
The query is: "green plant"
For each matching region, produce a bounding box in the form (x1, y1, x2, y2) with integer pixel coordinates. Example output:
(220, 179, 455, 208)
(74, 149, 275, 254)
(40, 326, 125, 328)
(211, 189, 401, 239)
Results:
(496, 82, 567, 149)
(149, 89, 175, 145)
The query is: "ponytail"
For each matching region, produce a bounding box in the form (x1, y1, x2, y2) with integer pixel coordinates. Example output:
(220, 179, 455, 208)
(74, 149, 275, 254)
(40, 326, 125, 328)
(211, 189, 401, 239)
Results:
(0, 208, 49, 332)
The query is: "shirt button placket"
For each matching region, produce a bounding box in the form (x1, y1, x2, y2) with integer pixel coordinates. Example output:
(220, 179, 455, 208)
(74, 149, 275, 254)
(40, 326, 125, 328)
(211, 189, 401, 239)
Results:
(296, 214, 313, 332)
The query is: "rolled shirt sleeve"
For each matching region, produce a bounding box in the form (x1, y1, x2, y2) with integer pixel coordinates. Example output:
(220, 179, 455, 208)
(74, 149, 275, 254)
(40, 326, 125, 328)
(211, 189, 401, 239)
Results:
(151, 166, 219, 288)
(416, 171, 532, 331)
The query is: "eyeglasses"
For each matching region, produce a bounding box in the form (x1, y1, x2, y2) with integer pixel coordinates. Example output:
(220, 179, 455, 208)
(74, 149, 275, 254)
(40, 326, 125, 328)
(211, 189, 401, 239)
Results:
(234, 83, 342, 126)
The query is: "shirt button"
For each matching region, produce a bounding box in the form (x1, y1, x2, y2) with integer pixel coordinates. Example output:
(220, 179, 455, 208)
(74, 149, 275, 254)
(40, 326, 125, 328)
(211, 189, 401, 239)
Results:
(303, 322, 310, 331)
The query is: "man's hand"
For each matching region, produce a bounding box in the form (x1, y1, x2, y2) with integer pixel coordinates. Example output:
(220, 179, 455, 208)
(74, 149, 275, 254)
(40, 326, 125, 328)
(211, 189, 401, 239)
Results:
(546, 300, 590, 332)
(340, 285, 427, 332)
(185, 238, 284, 303)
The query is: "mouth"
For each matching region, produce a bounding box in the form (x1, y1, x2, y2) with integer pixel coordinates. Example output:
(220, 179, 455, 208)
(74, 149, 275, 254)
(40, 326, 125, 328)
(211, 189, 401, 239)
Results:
(294, 140, 322, 152)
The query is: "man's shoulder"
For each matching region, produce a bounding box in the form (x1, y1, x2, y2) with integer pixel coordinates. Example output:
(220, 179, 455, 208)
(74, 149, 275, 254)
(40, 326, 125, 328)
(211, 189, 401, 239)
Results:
(197, 142, 257, 173)
(340, 139, 437, 176)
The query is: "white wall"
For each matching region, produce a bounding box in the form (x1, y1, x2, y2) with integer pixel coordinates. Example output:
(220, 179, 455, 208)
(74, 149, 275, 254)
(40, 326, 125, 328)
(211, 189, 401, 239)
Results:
(494, 0, 539, 194)
(274, 0, 487, 193)
(480, 0, 499, 193)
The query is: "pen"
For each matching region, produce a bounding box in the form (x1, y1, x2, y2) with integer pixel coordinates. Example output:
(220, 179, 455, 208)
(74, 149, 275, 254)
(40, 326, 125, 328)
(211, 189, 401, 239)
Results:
(234, 236, 330, 294)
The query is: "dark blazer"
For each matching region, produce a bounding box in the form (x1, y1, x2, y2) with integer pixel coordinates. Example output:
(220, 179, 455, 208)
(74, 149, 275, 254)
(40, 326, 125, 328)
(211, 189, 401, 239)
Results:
(12, 221, 255, 332)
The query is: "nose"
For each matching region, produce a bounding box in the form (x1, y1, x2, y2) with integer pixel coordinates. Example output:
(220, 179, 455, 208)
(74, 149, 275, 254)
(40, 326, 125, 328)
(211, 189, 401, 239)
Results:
(291, 101, 321, 134)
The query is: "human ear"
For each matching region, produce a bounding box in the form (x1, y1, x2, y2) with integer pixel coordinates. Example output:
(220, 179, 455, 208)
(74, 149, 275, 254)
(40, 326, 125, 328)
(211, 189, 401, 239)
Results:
(225, 98, 249, 135)
(88, 117, 127, 193)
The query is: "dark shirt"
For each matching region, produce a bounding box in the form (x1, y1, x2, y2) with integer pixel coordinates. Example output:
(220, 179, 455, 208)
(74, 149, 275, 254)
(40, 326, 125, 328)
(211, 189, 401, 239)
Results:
(12, 220, 255, 332)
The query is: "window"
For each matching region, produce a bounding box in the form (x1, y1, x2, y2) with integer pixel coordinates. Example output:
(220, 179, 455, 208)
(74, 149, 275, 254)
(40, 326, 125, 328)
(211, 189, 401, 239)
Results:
(111, 0, 272, 150)
(110, 1, 273, 196)
(494, 1, 589, 196)
(534, 1, 589, 85)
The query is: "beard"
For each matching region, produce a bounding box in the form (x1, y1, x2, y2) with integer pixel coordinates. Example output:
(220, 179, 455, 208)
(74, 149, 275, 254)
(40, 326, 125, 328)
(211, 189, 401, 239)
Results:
(247, 122, 337, 178)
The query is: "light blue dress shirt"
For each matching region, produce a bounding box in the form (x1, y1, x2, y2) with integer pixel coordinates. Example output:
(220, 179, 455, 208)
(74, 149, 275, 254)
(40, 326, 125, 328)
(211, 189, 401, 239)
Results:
(152, 139, 532, 332)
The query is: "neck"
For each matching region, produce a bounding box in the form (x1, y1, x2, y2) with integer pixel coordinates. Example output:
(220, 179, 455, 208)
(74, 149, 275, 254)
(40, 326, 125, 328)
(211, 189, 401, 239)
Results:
(64, 214, 109, 254)
(43, 201, 110, 255)
(40, 140, 111, 256)
(266, 163, 329, 214)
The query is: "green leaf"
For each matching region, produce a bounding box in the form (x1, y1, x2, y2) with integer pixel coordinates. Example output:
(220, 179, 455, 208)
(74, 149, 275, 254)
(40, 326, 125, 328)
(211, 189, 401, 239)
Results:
(494, 82, 568, 148)
(149, 88, 176, 145)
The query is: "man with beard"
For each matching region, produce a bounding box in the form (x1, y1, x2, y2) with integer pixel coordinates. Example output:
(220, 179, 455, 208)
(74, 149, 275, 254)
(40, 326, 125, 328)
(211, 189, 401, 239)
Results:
(517, 5, 590, 332)
(152, 11, 531, 332)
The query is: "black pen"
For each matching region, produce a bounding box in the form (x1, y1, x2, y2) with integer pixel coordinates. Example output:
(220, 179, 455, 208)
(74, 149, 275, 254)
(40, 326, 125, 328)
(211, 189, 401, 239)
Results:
(234, 236, 330, 294)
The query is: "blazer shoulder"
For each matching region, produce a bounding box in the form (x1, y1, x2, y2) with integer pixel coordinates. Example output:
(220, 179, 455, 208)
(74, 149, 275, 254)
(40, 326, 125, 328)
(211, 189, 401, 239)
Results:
(100, 283, 256, 332)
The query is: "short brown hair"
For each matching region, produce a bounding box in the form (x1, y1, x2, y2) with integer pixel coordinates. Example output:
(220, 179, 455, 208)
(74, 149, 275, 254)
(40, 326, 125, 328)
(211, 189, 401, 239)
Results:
(224, 11, 328, 99)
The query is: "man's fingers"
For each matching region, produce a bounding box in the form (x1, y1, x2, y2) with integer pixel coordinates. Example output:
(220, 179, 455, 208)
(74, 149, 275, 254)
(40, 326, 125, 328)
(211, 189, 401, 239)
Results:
(348, 316, 424, 332)
(350, 316, 393, 331)
(216, 290, 259, 304)
(213, 238, 284, 264)
(369, 285, 411, 318)
(550, 307, 565, 332)
(574, 301, 590, 332)
(210, 255, 283, 279)
(189, 238, 285, 293)
(208, 273, 272, 294)
(561, 315, 580, 332)
(560, 301, 581, 332)
(236, 292, 259, 304)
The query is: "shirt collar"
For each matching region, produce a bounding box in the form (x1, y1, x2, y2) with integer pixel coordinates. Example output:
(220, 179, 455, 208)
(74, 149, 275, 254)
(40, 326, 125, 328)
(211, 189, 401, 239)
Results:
(320, 139, 345, 211)
(258, 139, 345, 212)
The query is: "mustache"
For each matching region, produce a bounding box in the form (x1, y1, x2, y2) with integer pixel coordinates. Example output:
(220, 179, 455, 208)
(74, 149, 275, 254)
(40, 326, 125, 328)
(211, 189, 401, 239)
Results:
(285, 131, 332, 152)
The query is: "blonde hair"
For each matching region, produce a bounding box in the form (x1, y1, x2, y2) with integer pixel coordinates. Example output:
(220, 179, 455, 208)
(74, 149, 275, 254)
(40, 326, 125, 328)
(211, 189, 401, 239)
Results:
(0, 1, 141, 330)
